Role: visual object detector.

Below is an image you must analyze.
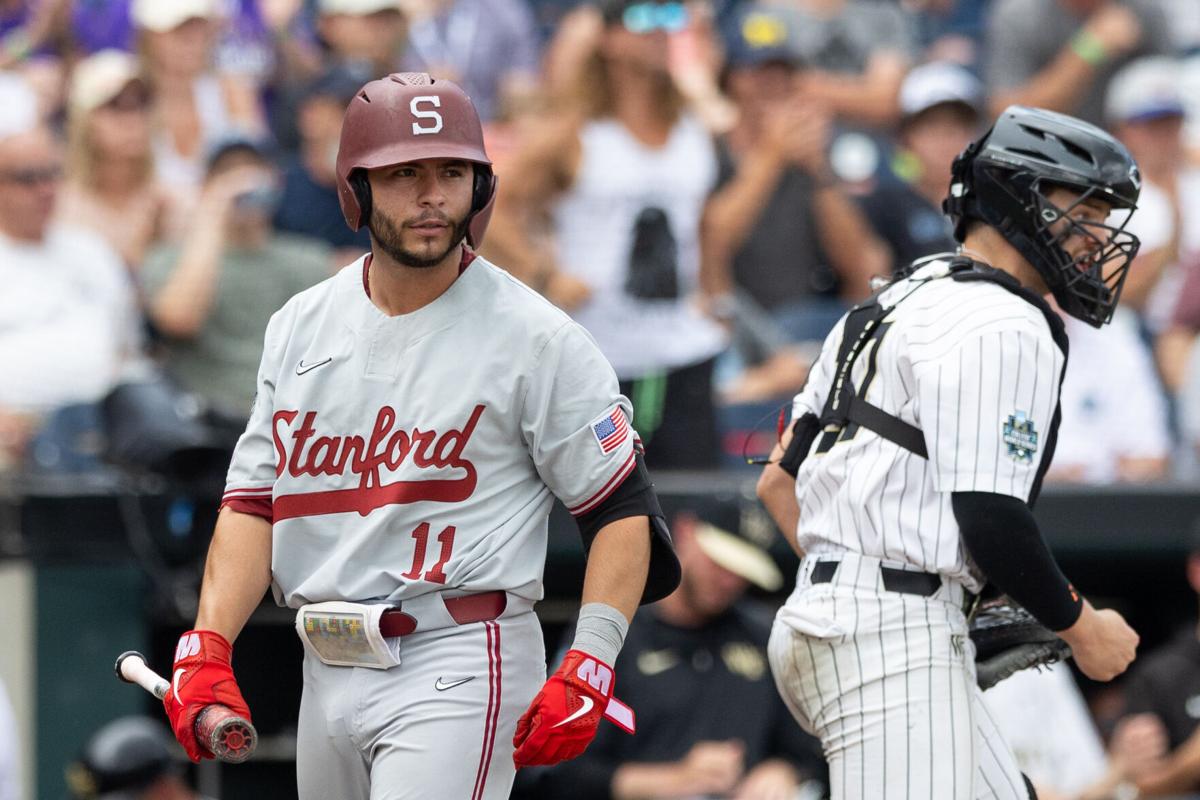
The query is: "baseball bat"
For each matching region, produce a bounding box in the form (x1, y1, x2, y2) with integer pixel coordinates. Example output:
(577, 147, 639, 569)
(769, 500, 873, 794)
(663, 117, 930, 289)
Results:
(114, 650, 257, 764)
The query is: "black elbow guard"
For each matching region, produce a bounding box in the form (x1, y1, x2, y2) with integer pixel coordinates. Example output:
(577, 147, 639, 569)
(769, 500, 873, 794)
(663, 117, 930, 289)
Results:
(575, 453, 681, 604)
(779, 413, 820, 478)
(952, 491, 1083, 631)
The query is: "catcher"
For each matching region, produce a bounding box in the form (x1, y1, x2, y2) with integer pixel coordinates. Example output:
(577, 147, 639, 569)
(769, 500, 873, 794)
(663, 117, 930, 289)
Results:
(757, 106, 1141, 799)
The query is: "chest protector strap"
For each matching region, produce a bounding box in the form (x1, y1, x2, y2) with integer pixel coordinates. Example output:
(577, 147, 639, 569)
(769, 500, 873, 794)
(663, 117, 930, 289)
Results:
(815, 258, 1069, 504)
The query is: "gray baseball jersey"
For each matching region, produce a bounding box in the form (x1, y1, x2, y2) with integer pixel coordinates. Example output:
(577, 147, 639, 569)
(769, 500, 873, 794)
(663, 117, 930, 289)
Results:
(770, 258, 1064, 799)
(221, 253, 643, 800)
(222, 254, 641, 608)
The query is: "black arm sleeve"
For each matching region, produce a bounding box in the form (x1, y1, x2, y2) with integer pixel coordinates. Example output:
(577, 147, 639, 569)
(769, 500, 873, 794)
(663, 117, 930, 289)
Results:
(575, 453, 682, 604)
(951, 491, 1083, 631)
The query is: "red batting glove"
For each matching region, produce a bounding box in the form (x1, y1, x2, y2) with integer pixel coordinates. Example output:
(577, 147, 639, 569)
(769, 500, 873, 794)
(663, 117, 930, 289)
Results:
(162, 630, 252, 762)
(513, 649, 633, 767)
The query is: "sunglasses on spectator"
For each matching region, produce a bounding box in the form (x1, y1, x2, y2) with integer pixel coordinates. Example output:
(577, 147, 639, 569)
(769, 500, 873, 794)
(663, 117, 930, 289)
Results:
(622, 2, 689, 33)
(0, 165, 64, 186)
(103, 86, 152, 113)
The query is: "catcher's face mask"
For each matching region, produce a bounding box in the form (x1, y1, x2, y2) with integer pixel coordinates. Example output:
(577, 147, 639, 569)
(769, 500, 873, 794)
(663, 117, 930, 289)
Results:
(1023, 180, 1140, 327)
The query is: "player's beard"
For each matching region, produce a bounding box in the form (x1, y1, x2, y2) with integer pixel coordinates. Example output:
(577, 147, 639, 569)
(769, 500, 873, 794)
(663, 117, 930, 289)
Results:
(369, 207, 471, 269)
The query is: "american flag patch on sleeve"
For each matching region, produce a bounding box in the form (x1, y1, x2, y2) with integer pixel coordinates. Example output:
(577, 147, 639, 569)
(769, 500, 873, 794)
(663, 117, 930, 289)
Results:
(591, 407, 629, 454)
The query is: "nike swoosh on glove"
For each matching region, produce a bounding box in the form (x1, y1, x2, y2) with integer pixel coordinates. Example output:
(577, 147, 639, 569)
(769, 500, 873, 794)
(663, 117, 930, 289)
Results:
(512, 649, 634, 767)
(163, 630, 252, 762)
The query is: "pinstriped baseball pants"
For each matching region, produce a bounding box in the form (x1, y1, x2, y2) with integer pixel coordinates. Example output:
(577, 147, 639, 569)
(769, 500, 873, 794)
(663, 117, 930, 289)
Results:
(768, 554, 1028, 800)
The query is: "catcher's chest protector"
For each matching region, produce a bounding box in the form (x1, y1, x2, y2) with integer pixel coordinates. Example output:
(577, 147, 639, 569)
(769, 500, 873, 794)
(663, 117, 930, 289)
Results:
(815, 256, 1069, 507)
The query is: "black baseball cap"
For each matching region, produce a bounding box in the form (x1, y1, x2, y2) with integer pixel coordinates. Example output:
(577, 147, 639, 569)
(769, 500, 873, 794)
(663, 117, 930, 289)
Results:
(66, 717, 177, 799)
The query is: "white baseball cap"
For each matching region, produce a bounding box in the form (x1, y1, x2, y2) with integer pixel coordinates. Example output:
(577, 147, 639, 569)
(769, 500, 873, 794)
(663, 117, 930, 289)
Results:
(1106, 57, 1186, 124)
(318, 0, 405, 14)
(69, 50, 144, 114)
(0, 71, 39, 140)
(899, 61, 984, 120)
(131, 0, 219, 32)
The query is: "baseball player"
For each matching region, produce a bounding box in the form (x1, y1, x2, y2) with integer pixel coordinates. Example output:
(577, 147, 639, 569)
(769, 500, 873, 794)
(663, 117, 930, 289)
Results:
(756, 105, 1143, 799)
(159, 73, 680, 800)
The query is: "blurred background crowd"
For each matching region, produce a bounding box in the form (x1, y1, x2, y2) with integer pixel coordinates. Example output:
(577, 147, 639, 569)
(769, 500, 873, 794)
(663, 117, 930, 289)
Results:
(0, 0, 1199, 482)
(3, 0, 1200, 798)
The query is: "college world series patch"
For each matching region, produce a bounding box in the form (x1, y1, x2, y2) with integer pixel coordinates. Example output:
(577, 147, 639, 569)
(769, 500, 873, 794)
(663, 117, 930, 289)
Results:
(1002, 411, 1038, 463)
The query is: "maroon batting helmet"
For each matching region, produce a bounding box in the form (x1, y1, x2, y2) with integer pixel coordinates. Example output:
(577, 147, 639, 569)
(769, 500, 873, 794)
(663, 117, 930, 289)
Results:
(336, 72, 496, 248)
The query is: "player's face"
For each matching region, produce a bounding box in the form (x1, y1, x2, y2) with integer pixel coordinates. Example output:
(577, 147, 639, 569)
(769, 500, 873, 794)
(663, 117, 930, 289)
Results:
(367, 159, 474, 269)
(1043, 186, 1116, 263)
(0, 128, 62, 242)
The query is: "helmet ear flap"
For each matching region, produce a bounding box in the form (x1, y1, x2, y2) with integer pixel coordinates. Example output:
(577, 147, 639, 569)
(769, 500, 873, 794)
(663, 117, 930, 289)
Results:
(350, 169, 372, 229)
(471, 166, 495, 213)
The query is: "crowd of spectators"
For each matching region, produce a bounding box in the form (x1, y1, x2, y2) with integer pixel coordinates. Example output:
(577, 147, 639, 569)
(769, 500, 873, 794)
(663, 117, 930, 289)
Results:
(4, 2, 1200, 792)
(3, 0, 1200, 482)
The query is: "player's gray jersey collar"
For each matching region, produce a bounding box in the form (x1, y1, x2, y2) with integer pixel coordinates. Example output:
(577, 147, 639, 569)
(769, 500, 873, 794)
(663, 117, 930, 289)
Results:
(339, 252, 491, 339)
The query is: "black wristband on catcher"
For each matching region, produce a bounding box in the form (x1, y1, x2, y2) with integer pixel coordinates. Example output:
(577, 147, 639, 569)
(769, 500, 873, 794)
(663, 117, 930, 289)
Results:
(952, 491, 1083, 631)
(779, 413, 819, 478)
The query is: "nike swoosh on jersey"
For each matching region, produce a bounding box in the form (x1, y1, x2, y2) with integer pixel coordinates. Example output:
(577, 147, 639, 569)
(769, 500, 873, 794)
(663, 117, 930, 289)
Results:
(296, 357, 333, 375)
(434, 676, 475, 691)
(637, 649, 679, 676)
(552, 696, 594, 728)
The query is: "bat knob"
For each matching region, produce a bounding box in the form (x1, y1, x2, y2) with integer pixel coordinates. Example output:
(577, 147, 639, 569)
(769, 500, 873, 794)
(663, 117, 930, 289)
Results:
(196, 705, 257, 764)
(114, 651, 146, 682)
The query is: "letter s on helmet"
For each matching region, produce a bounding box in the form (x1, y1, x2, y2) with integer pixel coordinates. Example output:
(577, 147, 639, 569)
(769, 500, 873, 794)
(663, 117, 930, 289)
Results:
(336, 72, 497, 248)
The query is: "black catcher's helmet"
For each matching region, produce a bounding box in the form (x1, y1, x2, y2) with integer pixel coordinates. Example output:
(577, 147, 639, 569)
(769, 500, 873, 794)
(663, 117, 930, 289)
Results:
(944, 105, 1142, 327)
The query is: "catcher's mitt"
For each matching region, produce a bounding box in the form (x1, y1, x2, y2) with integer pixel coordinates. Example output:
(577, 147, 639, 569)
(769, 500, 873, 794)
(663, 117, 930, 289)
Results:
(968, 597, 1072, 690)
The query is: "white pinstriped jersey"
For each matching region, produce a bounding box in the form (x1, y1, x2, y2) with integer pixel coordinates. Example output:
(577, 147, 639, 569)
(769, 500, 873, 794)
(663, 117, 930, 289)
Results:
(221, 254, 640, 608)
(788, 259, 1065, 593)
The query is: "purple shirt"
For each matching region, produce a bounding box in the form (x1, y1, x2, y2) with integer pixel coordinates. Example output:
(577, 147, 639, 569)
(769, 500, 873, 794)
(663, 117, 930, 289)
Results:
(401, 0, 540, 122)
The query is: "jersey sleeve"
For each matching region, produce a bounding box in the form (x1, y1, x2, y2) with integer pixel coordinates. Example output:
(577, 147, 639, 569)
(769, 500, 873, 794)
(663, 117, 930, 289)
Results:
(913, 321, 1063, 501)
(219, 307, 290, 519)
(522, 322, 639, 516)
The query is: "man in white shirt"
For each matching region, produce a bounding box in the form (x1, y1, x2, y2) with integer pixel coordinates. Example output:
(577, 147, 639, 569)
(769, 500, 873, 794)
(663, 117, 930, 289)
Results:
(0, 75, 139, 468)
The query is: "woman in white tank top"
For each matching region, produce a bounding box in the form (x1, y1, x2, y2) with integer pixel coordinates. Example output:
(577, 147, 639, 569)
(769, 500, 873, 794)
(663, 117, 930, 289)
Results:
(131, 0, 265, 214)
(486, 1, 730, 468)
